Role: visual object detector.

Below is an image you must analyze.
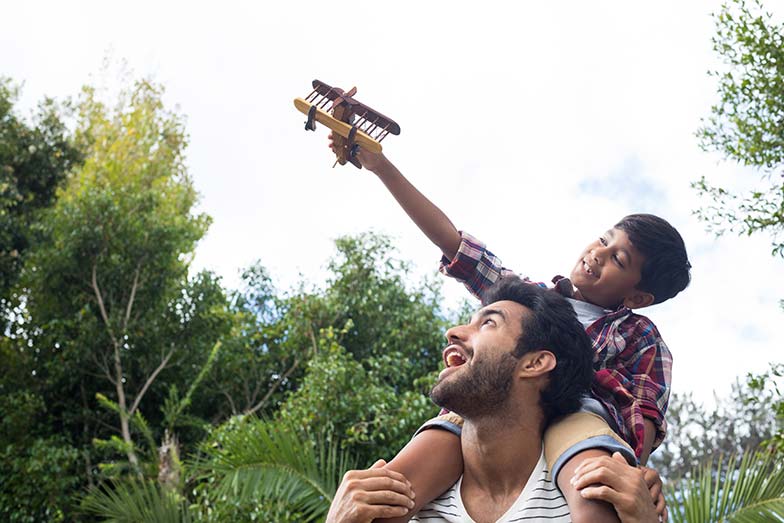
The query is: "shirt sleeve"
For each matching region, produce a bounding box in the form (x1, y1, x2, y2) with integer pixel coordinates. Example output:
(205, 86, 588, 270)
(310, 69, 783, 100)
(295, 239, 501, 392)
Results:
(438, 231, 514, 301)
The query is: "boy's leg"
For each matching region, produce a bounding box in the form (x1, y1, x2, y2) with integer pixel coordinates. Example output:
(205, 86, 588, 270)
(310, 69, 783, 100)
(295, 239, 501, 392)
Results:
(545, 412, 636, 523)
(375, 422, 463, 522)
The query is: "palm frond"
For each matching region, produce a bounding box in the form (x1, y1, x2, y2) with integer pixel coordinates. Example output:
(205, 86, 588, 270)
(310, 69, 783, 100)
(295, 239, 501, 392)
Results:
(668, 448, 784, 523)
(198, 417, 354, 522)
(80, 479, 191, 523)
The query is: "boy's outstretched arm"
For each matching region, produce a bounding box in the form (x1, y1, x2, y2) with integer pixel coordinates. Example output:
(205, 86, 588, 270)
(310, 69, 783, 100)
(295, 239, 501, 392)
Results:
(330, 136, 461, 261)
(359, 149, 461, 261)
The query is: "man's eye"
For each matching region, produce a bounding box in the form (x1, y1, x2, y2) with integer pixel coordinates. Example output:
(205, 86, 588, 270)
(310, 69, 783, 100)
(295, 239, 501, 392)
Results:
(599, 237, 608, 246)
(482, 318, 495, 326)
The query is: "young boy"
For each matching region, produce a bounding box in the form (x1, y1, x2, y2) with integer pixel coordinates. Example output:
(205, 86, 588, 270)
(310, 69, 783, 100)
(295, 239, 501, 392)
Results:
(333, 140, 689, 522)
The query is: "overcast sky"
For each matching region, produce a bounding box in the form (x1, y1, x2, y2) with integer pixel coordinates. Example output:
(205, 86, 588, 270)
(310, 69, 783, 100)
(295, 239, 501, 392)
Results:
(3, 1, 782, 405)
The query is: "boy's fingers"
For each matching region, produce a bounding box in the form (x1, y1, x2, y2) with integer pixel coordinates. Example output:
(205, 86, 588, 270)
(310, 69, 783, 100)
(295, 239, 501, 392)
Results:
(371, 459, 386, 469)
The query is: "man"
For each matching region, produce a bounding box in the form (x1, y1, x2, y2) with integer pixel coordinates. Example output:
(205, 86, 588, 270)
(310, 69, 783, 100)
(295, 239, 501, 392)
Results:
(327, 277, 662, 523)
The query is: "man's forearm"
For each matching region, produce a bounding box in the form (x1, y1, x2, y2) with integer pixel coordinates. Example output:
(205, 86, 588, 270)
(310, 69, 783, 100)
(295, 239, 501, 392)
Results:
(370, 156, 461, 261)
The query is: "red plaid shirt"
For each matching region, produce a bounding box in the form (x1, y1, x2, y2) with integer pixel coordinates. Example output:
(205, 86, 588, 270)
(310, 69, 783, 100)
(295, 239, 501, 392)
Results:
(440, 232, 672, 458)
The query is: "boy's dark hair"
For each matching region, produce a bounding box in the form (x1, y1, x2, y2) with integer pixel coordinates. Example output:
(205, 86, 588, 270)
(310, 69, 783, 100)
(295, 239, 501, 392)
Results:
(482, 277, 594, 424)
(615, 214, 691, 305)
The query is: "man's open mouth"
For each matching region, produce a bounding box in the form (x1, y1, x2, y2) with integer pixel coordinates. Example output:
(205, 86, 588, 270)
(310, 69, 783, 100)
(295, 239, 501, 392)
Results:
(443, 346, 468, 367)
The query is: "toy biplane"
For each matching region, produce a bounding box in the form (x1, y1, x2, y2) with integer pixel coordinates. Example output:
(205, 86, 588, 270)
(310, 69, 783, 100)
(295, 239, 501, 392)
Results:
(293, 79, 400, 168)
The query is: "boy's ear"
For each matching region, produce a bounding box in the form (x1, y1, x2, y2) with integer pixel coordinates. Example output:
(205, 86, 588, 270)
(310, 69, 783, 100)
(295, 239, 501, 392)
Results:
(623, 290, 655, 309)
(518, 350, 556, 378)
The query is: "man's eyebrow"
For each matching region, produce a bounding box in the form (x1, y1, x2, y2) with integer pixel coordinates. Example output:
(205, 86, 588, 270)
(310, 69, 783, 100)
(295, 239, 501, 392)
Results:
(476, 308, 507, 322)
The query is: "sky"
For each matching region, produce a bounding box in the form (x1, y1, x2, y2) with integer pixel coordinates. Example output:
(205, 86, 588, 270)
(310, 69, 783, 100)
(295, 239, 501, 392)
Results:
(3, 1, 782, 406)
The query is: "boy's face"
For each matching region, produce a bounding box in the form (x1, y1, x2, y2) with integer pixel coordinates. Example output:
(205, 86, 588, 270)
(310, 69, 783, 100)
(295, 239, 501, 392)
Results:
(569, 228, 654, 309)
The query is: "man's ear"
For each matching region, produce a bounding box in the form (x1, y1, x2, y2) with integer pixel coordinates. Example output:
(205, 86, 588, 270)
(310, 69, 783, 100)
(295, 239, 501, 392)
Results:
(622, 289, 654, 309)
(518, 350, 556, 378)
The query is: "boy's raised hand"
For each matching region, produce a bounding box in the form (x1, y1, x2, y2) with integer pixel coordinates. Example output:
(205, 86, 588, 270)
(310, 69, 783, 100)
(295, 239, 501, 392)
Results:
(327, 133, 389, 174)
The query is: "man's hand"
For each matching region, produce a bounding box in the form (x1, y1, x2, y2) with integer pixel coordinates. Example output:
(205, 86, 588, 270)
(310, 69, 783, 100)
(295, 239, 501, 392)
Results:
(571, 452, 659, 523)
(639, 465, 668, 522)
(325, 459, 416, 523)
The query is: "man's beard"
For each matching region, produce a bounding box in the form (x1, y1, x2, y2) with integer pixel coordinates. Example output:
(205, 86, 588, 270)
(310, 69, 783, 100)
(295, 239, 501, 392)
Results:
(429, 351, 518, 419)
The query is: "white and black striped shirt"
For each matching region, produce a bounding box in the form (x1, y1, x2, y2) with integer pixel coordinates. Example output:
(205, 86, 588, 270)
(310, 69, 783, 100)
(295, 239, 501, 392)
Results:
(411, 451, 570, 522)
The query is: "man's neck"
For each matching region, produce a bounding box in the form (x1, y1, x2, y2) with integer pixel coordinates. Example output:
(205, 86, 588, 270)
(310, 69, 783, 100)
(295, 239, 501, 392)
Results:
(459, 411, 543, 523)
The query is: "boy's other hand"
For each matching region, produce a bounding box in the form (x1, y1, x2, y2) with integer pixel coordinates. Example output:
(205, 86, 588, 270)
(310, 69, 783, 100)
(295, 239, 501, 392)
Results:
(327, 133, 389, 174)
(325, 459, 416, 523)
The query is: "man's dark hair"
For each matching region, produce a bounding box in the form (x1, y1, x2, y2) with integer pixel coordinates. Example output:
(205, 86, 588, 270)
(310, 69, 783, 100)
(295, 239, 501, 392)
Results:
(482, 277, 594, 423)
(615, 214, 691, 305)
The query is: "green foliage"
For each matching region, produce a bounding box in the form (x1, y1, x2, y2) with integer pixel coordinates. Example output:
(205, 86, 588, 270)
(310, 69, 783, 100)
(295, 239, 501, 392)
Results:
(746, 362, 784, 452)
(694, 0, 784, 256)
(0, 437, 82, 523)
(667, 448, 784, 523)
(0, 78, 83, 302)
(651, 380, 781, 481)
(278, 329, 438, 465)
(197, 417, 352, 522)
(81, 479, 193, 523)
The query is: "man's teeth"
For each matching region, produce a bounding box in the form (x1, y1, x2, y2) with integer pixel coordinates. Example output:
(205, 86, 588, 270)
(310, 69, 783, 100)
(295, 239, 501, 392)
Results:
(446, 350, 467, 367)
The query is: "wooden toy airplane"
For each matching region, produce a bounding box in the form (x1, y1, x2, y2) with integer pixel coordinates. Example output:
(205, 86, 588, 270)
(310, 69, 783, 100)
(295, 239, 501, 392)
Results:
(293, 79, 401, 168)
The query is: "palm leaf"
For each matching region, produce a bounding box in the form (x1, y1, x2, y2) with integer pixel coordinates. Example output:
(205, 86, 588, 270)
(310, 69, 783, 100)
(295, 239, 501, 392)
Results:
(80, 479, 192, 523)
(668, 448, 784, 523)
(198, 417, 354, 522)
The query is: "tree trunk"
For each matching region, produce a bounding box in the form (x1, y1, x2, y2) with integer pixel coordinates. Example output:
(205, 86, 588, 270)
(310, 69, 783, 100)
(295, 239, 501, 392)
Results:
(157, 429, 180, 491)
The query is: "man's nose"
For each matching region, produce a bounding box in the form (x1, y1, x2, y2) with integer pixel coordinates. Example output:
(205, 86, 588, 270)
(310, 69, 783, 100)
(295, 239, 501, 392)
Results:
(445, 324, 469, 344)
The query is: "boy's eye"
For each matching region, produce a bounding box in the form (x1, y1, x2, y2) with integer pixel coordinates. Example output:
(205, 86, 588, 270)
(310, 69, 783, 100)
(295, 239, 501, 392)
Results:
(613, 255, 625, 269)
(599, 237, 608, 246)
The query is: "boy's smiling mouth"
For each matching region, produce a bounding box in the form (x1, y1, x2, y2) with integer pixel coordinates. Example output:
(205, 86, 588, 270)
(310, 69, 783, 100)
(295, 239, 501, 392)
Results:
(582, 259, 599, 279)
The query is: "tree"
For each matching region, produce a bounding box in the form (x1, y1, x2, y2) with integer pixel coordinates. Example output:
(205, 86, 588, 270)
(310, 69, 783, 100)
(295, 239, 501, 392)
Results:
(650, 381, 781, 482)
(20, 78, 226, 477)
(0, 78, 82, 306)
(694, 0, 784, 256)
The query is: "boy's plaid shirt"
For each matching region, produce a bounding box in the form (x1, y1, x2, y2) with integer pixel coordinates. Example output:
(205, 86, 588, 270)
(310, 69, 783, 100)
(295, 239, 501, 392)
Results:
(439, 232, 672, 458)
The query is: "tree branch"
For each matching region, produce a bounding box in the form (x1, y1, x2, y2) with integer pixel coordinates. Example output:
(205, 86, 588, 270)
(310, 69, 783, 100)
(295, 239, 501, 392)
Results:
(123, 261, 142, 332)
(129, 344, 175, 416)
(246, 358, 300, 415)
(91, 262, 118, 346)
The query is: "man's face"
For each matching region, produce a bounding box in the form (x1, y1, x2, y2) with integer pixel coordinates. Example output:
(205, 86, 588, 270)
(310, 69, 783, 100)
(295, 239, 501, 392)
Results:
(569, 227, 647, 309)
(430, 300, 526, 419)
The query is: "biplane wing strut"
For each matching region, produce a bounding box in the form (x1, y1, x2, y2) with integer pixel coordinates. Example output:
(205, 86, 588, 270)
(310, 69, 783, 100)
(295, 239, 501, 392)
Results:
(293, 79, 401, 168)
